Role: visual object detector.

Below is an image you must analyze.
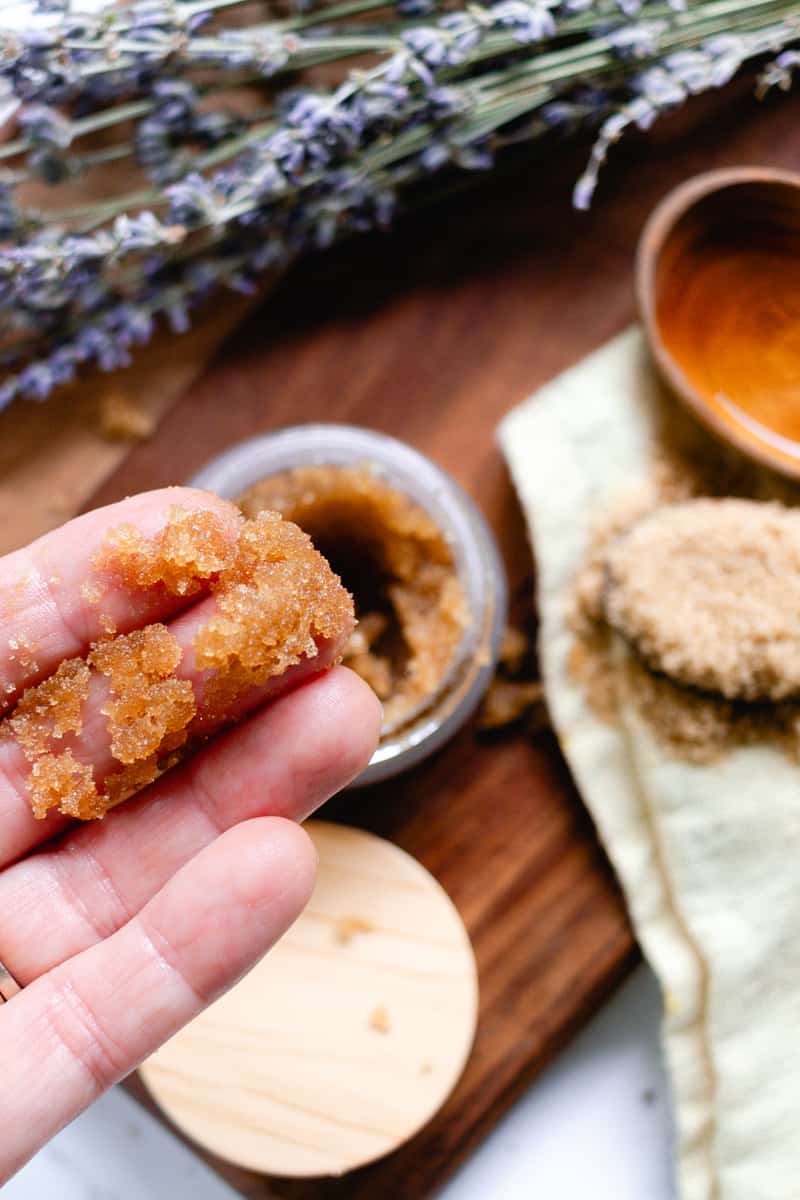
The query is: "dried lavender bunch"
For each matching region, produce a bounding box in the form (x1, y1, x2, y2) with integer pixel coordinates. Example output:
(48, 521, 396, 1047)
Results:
(0, 0, 797, 407)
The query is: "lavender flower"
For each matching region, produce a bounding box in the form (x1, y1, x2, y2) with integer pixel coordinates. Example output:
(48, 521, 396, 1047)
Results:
(607, 19, 668, 60)
(419, 134, 493, 171)
(402, 26, 472, 73)
(217, 29, 294, 76)
(113, 211, 180, 251)
(166, 173, 223, 227)
(0, 184, 21, 241)
(400, 0, 566, 81)
(16, 360, 54, 398)
(284, 91, 363, 169)
(348, 77, 412, 129)
(396, 0, 437, 15)
(574, 22, 792, 209)
(0, 0, 796, 408)
(322, 168, 395, 235)
(193, 108, 245, 146)
(18, 103, 72, 148)
(757, 48, 800, 94)
(0, 293, 161, 407)
(18, 103, 73, 180)
(136, 78, 197, 175)
(490, 1, 557, 44)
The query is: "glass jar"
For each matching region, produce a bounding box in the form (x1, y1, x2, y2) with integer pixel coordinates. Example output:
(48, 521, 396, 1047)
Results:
(189, 424, 507, 785)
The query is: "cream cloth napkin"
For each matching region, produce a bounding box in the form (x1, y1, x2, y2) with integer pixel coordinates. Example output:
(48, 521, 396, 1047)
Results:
(499, 328, 800, 1200)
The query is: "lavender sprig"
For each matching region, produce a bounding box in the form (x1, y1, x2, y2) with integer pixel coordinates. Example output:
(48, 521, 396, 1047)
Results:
(5, 0, 793, 310)
(0, 0, 576, 315)
(756, 45, 800, 92)
(0, 160, 403, 407)
(0, 0, 797, 404)
(574, 19, 798, 207)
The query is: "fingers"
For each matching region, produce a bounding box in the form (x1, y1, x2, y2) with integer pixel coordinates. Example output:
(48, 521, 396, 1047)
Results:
(0, 502, 355, 865)
(0, 668, 380, 985)
(0, 487, 239, 703)
(0, 622, 349, 867)
(0, 817, 316, 1183)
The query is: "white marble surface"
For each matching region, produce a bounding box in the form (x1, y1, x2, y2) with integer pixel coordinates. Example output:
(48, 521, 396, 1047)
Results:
(6, 964, 675, 1200)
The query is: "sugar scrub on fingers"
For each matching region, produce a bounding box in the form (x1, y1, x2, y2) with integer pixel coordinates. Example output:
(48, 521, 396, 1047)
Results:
(1, 505, 354, 820)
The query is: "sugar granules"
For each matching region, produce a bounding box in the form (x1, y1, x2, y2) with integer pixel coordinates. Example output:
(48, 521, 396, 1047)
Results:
(2, 505, 353, 820)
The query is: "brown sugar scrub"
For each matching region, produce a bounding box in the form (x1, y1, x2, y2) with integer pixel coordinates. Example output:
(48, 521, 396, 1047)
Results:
(239, 465, 469, 730)
(190, 424, 507, 784)
(2, 505, 354, 821)
(96, 505, 233, 598)
(89, 625, 197, 763)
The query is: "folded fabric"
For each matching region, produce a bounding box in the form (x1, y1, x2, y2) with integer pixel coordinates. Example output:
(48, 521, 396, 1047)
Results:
(500, 328, 800, 1200)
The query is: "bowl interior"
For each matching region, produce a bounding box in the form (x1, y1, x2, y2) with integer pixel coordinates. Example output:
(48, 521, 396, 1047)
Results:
(639, 171, 800, 479)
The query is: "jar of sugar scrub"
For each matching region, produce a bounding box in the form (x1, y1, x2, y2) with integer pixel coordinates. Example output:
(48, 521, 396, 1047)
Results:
(190, 424, 507, 784)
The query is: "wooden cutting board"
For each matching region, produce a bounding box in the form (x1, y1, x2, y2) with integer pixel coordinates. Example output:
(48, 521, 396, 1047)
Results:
(11, 81, 795, 1198)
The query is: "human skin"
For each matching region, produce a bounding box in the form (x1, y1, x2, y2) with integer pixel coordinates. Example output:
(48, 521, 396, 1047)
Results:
(0, 487, 381, 1184)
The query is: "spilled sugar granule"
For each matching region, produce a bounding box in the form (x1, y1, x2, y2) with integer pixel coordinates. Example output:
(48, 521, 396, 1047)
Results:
(368, 1004, 392, 1034)
(334, 915, 375, 945)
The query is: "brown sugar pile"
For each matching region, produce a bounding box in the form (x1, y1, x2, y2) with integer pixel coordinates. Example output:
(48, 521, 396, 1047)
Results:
(563, 393, 800, 763)
(478, 678, 545, 731)
(239, 465, 468, 729)
(604, 499, 800, 702)
(570, 477, 800, 763)
(615, 653, 799, 763)
(3, 504, 354, 820)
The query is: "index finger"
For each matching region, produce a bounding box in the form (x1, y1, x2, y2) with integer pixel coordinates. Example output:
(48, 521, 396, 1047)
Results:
(0, 487, 240, 709)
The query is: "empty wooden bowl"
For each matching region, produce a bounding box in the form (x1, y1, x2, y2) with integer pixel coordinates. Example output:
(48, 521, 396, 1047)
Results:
(636, 167, 800, 480)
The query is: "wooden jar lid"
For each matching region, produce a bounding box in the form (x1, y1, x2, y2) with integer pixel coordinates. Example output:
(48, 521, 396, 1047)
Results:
(140, 821, 479, 1178)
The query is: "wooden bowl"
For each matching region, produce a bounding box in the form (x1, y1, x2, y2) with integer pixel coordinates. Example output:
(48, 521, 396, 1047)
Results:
(636, 167, 800, 480)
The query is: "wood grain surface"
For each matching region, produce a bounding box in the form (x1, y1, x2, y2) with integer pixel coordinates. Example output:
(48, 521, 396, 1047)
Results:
(0, 294, 256, 556)
(83, 83, 800, 1198)
(140, 821, 479, 1179)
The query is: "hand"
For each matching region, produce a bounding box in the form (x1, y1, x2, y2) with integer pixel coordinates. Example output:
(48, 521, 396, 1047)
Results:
(0, 489, 381, 1184)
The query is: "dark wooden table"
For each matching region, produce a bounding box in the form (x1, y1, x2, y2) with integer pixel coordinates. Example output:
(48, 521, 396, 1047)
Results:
(95, 82, 800, 1198)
